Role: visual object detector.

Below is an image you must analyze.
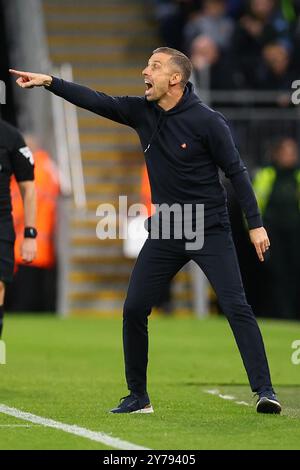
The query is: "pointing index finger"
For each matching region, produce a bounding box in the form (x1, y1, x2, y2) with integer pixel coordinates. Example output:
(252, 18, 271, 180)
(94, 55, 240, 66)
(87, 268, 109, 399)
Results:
(9, 69, 29, 77)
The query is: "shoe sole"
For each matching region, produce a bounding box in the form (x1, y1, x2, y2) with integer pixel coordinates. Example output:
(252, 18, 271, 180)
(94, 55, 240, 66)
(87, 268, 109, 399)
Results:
(109, 405, 154, 414)
(131, 405, 154, 414)
(256, 398, 282, 414)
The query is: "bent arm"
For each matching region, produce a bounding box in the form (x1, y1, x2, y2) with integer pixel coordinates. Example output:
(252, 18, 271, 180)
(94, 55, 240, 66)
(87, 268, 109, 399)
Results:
(207, 112, 263, 229)
(206, 112, 271, 261)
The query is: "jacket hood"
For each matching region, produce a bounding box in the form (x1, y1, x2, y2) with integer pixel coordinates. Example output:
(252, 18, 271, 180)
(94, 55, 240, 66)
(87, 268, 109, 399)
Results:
(152, 81, 202, 115)
(143, 82, 202, 155)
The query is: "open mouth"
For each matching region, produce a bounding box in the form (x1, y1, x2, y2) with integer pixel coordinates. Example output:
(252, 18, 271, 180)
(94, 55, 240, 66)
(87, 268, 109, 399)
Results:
(144, 79, 153, 95)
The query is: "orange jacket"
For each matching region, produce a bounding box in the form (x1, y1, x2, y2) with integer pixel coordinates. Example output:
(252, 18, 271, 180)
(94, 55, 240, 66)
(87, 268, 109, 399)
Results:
(11, 149, 60, 268)
(140, 164, 155, 216)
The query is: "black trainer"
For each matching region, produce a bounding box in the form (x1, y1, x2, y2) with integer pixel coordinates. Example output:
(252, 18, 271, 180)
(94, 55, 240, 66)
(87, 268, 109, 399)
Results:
(256, 389, 282, 414)
(110, 393, 154, 414)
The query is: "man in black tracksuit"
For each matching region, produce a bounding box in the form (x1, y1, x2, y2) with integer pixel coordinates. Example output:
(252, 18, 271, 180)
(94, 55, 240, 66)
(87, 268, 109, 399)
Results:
(10, 47, 281, 414)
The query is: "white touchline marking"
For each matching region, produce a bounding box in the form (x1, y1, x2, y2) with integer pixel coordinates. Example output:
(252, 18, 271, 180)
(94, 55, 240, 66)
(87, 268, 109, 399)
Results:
(219, 394, 235, 401)
(206, 389, 221, 396)
(236, 401, 250, 407)
(204, 389, 250, 407)
(0, 424, 37, 428)
(0, 404, 150, 450)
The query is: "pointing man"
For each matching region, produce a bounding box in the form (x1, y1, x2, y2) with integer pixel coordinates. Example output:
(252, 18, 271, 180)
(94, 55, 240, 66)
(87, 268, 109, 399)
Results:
(10, 47, 281, 414)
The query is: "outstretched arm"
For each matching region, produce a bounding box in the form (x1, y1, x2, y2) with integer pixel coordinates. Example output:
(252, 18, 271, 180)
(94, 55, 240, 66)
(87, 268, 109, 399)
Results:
(9, 69, 142, 127)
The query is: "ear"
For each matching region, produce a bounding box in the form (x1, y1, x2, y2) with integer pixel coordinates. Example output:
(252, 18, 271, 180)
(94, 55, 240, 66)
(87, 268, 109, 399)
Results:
(170, 72, 182, 86)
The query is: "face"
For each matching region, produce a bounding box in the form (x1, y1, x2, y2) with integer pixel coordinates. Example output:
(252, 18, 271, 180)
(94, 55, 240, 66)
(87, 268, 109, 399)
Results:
(251, 0, 274, 19)
(263, 45, 289, 75)
(191, 35, 219, 69)
(275, 139, 299, 168)
(142, 53, 181, 101)
(203, 0, 226, 17)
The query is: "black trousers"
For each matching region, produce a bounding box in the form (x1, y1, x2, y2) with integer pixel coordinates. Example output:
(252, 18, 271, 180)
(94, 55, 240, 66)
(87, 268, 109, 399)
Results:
(123, 211, 272, 395)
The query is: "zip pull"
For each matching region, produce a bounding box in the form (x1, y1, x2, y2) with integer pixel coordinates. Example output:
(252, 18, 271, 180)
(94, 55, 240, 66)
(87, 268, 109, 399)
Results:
(144, 144, 151, 154)
(144, 111, 164, 154)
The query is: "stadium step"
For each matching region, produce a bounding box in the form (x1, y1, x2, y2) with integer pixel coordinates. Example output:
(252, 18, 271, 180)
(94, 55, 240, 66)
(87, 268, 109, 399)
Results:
(43, 0, 194, 316)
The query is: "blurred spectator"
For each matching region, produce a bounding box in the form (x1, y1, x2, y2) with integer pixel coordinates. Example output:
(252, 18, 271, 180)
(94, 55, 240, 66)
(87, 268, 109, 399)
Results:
(261, 42, 294, 86)
(184, 0, 235, 50)
(189, 34, 237, 91)
(153, 0, 203, 50)
(252, 137, 300, 319)
(232, 0, 291, 87)
(256, 42, 296, 106)
(5, 135, 60, 312)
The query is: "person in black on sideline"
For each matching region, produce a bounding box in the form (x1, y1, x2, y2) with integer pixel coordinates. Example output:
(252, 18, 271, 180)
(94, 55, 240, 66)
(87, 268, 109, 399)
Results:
(10, 46, 281, 415)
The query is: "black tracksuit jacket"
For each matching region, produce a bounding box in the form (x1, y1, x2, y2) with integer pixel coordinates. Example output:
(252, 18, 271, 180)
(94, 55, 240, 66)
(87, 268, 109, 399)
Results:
(47, 78, 262, 229)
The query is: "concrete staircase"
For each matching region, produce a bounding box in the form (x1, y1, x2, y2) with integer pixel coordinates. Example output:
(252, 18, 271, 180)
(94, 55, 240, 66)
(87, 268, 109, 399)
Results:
(43, 0, 194, 315)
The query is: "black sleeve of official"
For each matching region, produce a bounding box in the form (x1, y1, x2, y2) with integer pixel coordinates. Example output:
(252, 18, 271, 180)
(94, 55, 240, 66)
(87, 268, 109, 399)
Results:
(206, 112, 263, 229)
(46, 76, 143, 128)
(10, 132, 34, 182)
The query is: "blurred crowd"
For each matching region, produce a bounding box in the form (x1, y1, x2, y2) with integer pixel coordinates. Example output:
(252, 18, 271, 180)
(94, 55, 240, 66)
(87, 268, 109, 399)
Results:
(153, 0, 300, 96)
(225, 136, 300, 320)
(148, 1, 300, 320)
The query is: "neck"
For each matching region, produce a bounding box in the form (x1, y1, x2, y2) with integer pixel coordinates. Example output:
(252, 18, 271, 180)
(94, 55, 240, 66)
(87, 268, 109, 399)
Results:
(157, 87, 184, 111)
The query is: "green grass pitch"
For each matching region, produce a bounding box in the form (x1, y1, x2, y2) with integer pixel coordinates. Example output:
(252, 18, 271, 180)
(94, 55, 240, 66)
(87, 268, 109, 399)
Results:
(0, 314, 300, 450)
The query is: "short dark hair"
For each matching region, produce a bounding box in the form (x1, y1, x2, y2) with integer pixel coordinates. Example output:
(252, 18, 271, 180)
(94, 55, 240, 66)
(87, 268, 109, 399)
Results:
(152, 47, 192, 87)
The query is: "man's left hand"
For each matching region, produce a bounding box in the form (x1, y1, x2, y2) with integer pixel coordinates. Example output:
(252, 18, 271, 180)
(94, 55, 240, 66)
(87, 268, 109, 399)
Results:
(249, 227, 270, 262)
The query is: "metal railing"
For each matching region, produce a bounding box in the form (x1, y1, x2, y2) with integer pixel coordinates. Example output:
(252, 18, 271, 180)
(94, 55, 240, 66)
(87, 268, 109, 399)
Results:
(51, 63, 86, 209)
(51, 63, 87, 316)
